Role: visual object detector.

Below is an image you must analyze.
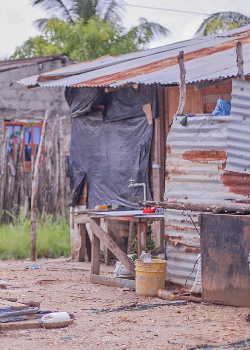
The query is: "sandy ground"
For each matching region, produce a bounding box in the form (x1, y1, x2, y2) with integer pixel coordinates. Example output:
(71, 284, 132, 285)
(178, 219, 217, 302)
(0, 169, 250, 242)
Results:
(0, 258, 250, 350)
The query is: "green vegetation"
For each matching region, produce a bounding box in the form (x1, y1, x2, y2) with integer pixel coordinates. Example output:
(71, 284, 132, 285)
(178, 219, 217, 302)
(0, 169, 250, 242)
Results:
(195, 11, 250, 37)
(10, 0, 169, 60)
(128, 223, 156, 261)
(0, 212, 70, 260)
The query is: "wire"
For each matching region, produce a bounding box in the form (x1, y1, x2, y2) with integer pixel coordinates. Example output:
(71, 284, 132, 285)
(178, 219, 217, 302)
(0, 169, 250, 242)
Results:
(185, 255, 201, 288)
(99, 1, 210, 16)
(188, 213, 200, 236)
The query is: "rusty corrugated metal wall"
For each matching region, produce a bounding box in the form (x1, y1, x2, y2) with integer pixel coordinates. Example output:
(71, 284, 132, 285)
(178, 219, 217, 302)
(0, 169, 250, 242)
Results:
(164, 114, 248, 287)
(226, 79, 250, 177)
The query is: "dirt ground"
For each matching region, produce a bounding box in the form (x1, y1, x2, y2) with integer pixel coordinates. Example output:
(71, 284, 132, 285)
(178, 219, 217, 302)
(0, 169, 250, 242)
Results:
(1, 258, 250, 350)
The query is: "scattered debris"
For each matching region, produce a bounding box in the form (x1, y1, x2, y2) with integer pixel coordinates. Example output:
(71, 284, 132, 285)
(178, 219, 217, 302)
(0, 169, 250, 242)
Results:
(0, 281, 7, 289)
(26, 264, 40, 270)
(187, 338, 250, 349)
(90, 300, 187, 313)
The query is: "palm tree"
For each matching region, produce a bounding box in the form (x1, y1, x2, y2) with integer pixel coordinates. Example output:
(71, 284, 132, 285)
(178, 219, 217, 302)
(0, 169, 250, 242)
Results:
(195, 11, 250, 37)
(32, 0, 169, 40)
(32, 0, 125, 28)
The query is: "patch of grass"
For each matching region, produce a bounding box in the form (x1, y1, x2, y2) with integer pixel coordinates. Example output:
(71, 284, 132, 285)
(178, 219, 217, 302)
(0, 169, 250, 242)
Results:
(0, 212, 71, 260)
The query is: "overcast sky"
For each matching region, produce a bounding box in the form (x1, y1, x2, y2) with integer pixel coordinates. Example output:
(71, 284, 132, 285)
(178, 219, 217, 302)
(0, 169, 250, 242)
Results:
(1, 0, 250, 59)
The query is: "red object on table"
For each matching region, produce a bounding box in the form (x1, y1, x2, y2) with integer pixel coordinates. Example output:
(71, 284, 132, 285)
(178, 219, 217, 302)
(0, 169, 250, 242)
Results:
(143, 207, 156, 213)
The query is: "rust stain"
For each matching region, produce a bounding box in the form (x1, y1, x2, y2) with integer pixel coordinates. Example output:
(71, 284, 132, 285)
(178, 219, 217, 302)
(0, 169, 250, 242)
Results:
(221, 171, 250, 196)
(183, 150, 227, 163)
(72, 35, 250, 87)
(170, 168, 185, 176)
(185, 247, 201, 253)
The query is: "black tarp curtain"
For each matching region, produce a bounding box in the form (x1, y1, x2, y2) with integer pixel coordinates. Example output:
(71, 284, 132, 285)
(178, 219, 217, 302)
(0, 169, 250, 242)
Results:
(65, 85, 158, 209)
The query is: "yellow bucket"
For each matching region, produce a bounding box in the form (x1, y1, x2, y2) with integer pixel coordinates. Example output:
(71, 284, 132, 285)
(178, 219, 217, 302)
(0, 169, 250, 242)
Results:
(135, 259, 167, 296)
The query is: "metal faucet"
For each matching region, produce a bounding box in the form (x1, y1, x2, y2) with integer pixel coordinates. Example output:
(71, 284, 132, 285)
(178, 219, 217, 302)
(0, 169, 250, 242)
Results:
(129, 179, 147, 201)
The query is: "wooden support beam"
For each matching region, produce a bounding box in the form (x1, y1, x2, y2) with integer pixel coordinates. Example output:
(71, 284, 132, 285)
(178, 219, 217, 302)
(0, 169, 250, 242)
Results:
(236, 41, 245, 80)
(90, 218, 135, 277)
(78, 223, 86, 262)
(137, 222, 147, 257)
(91, 218, 100, 275)
(176, 51, 186, 116)
(139, 200, 250, 214)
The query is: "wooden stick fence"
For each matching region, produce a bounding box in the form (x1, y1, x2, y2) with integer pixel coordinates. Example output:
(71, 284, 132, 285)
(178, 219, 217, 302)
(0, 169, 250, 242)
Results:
(0, 112, 70, 225)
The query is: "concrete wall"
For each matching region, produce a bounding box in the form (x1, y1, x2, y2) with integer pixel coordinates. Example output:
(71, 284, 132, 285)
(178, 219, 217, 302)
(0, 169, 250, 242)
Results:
(0, 58, 72, 151)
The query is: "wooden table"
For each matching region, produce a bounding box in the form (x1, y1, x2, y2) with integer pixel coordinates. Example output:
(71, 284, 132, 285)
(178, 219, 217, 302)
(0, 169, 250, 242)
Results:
(73, 210, 164, 278)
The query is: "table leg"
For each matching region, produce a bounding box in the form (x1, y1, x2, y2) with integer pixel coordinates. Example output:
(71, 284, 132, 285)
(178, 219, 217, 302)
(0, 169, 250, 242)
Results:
(105, 220, 111, 266)
(137, 221, 147, 257)
(78, 223, 86, 262)
(91, 218, 100, 275)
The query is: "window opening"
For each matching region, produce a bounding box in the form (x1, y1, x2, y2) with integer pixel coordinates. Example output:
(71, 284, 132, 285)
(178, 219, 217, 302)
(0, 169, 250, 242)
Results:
(4, 121, 42, 169)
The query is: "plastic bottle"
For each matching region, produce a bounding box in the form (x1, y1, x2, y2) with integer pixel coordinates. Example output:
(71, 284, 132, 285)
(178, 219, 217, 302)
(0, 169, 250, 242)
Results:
(157, 289, 175, 300)
(39, 312, 71, 324)
(140, 251, 152, 263)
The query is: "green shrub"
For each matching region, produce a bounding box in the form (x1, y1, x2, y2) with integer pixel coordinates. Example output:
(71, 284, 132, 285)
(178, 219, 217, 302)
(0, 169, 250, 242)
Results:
(0, 211, 71, 260)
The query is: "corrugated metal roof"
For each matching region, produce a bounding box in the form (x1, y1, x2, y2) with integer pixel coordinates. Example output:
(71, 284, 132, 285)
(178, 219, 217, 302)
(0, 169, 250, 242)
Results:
(225, 79, 250, 174)
(14, 25, 250, 88)
(164, 114, 249, 287)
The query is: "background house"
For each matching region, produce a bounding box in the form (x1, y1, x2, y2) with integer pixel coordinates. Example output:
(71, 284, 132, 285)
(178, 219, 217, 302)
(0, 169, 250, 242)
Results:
(0, 54, 74, 223)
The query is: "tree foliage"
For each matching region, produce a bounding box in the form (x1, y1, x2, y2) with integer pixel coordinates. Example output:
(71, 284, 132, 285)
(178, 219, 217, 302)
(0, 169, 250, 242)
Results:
(32, 0, 125, 29)
(10, 17, 168, 61)
(195, 11, 250, 37)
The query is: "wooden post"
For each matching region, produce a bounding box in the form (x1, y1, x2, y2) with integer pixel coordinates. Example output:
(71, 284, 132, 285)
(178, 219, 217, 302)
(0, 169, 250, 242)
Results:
(236, 41, 245, 80)
(58, 115, 65, 217)
(137, 221, 148, 257)
(127, 221, 135, 253)
(0, 134, 7, 223)
(90, 218, 101, 275)
(78, 223, 86, 262)
(30, 103, 52, 261)
(104, 219, 111, 265)
(176, 51, 186, 116)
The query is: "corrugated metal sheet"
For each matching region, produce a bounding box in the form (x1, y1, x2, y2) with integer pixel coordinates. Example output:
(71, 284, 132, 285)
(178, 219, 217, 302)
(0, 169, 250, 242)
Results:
(225, 79, 250, 174)
(14, 25, 250, 88)
(164, 114, 249, 287)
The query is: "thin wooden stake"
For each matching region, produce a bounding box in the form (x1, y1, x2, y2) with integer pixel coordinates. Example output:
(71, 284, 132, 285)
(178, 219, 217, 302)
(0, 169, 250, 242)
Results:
(176, 51, 186, 116)
(30, 103, 53, 261)
(236, 41, 245, 80)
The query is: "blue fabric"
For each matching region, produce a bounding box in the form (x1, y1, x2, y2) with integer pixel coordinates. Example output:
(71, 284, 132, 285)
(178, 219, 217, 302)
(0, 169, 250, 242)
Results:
(212, 98, 231, 116)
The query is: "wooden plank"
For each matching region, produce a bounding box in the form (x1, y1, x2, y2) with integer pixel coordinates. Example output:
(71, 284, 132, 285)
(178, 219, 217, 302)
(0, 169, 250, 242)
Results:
(0, 320, 42, 331)
(0, 300, 29, 310)
(78, 223, 86, 262)
(90, 274, 135, 289)
(90, 218, 135, 277)
(74, 213, 89, 224)
(91, 218, 100, 275)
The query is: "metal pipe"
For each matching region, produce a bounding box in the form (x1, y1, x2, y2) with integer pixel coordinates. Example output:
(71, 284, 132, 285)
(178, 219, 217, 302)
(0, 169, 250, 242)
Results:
(129, 179, 147, 201)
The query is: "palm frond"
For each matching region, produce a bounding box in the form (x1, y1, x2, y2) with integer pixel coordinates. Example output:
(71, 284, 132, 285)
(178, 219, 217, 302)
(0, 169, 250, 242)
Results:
(195, 11, 250, 37)
(138, 18, 170, 38)
(101, 0, 125, 23)
(31, 0, 74, 24)
(33, 18, 51, 32)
